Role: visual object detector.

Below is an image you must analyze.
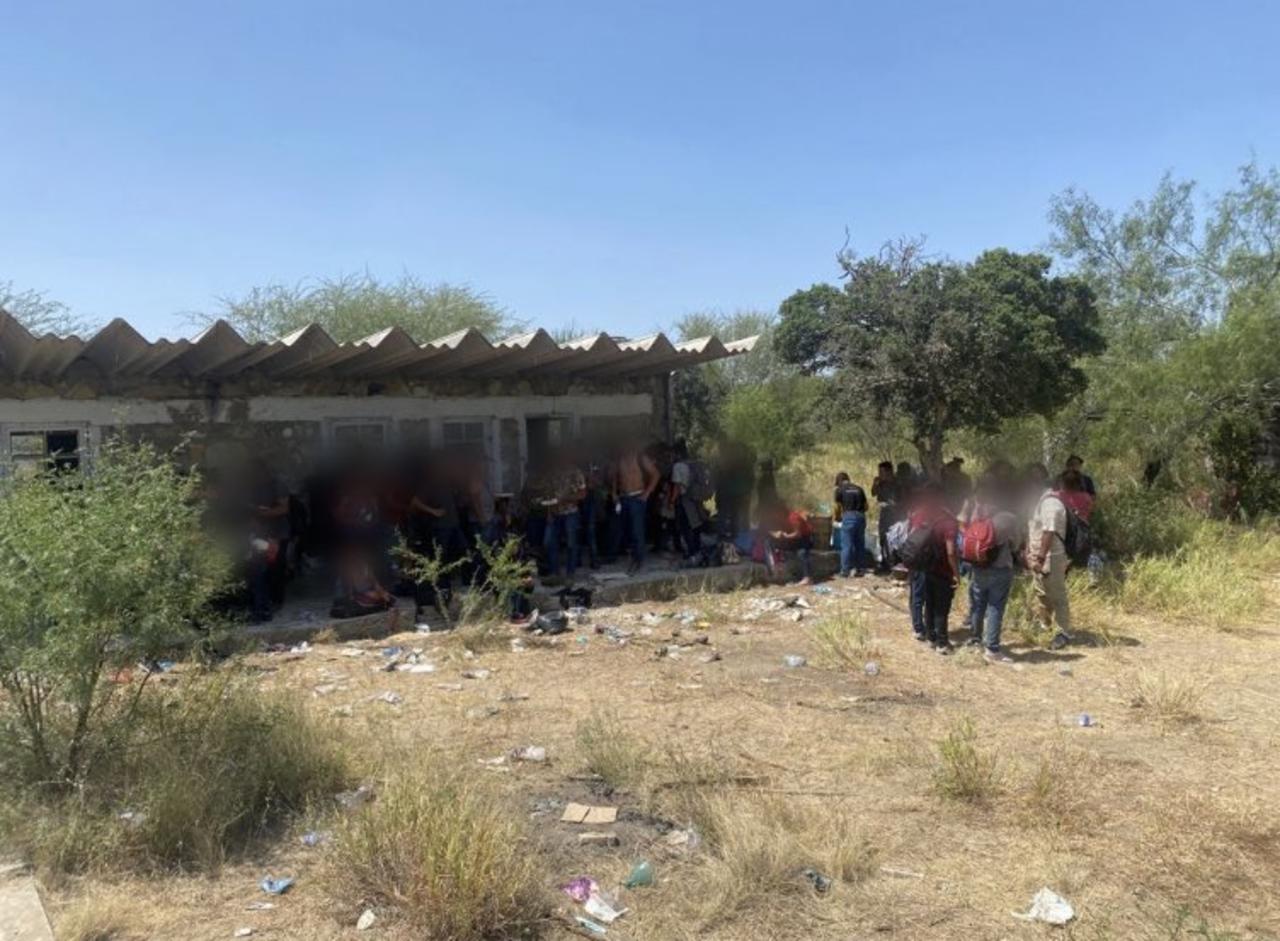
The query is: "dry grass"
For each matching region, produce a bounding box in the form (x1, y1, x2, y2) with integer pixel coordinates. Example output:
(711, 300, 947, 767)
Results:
(932, 716, 1000, 802)
(811, 612, 881, 669)
(325, 755, 549, 940)
(575, 708, 653, 791)
(1126, 670, 1210, 725)
(52, 891, 153, 941)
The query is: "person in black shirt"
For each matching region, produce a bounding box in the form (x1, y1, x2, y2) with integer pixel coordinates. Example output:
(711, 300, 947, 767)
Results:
(834, 471, 870, 577)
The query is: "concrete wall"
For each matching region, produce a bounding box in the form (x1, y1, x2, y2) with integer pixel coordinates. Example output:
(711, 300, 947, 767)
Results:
(0, 373, 672, 487)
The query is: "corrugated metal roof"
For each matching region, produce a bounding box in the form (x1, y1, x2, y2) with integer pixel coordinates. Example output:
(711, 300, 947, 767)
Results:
(0, 313, 757, 382)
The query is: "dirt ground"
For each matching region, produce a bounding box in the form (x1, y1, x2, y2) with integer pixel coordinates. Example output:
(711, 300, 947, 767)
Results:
(44, 572, 1280, 941)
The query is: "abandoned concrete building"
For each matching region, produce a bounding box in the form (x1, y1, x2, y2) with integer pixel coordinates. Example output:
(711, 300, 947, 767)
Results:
(0, 312, 754, 487)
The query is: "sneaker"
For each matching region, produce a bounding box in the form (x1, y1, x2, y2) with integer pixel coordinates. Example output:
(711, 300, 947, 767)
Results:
(913, 632, 928, 643)
(1050, 631, 1071, 650)
(984, 648, 1013, 663)
(934, 643, 953, 656)
(963, 636, 982, 648)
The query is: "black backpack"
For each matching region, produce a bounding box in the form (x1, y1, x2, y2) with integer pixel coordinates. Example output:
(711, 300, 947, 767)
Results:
(1062, 505, 1092, 566)
(898, 520, 940, 570)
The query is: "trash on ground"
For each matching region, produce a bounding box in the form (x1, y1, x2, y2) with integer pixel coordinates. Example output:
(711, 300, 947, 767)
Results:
(880, 866, 924, 879)
(371, 690, 403, 706)
(341, 647, 365, 657)
(623, 860, 655, 888)
(584, 891, 628, 924)
(380, 646, 403, 658)
(533, 611, 571, 635)
(1012, 887, 1076, 925)
(811, 585, 834, 595)
(574, 916, 608, 936)
(1078, 713, 1094, 727)
(561, 803, 618, 825)
(398, 663, 435, 673)
(662, 828, 700, 849)
(244, 902, 275, 911)
(259, 876, 294, 895)
(336, 784, 375, 809)
(465, 704, 501, 720)
(801, 867, 832, 894)
(699, 650, 722, 664)
(299, 830, 331, 847)
(864, 661, 881, 676)
(510, 745, 547, 762)
(462, 668, 491, 680)
(436, 682, 464, 692)
(560, 876, 600, 903)
(1058, 667, 1073, 677)
(499, 690, 531, 702)
(118, 810, 147, 828)
(783, 654, 807, 668)
(578, 831, 620, 846)
(234, 929, 254, 938)
(356, 909, 377, 931)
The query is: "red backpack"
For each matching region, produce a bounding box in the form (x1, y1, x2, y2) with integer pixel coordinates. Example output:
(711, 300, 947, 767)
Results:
(960, 517, 998, 566)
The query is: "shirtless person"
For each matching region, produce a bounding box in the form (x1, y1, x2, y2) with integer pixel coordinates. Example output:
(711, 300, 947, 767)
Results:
(611, 443, 659, 574)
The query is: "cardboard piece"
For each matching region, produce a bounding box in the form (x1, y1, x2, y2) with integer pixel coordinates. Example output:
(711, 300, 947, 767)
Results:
(560, 802, 618, 825)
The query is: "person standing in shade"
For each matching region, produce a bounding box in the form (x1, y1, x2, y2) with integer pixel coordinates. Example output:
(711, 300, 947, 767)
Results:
(908, 482, 960, 654)
(610, 443, 659, 574)
(833, 471, 870, 577)
(543, 449, 586, 583)
(965, 475, 1023, 662)
(1064, 454, 1096, 497)
(870, 460, 899, 574)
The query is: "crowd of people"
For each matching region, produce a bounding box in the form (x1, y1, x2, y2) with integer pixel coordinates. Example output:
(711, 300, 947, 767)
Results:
(202, 436, 1096, 654)
(863, 454, 1096, 661)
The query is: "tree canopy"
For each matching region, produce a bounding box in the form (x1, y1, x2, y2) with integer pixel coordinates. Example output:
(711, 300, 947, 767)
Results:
(197, 272, 521, 344)
(777, 242, 1104, 473)
(0, 281, 94, 337)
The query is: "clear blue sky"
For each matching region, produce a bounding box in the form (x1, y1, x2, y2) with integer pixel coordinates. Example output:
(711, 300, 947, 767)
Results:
(3, 1, 1278, 340)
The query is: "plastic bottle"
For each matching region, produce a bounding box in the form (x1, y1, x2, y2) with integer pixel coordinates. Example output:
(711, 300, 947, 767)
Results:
(624, 860, 655, 888)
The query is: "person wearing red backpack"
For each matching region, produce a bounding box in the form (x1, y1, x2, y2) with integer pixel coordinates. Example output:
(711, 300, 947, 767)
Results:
(961, 475, 1023, 662)
(907, 482, 960, 654)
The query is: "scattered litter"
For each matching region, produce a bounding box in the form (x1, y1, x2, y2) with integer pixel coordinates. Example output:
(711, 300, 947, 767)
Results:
(331, 704, 354, 718)
(380, 646, 403, 658)
(436, 682, 464, 692)
(1078, 713, 1094, 727)
(336, 785, 375, 809)
(578, 831, 620, 846)
(574, 916, 608, 936)
(811, 585, 834, 595)
(880, 866, 924, 879)
(567, 606, 591, 624)
(794, 597, 812, 609)
(290, 641, 311, 654)
(465, 705, 501, 720)
(313, 683, 339, 696)
(662, 828, 700, 849)
(399, 663, 436, 674)
(259, 876, 294, 895)
(699, 650, 722, 664)
(300, 830, 331, 847)
(864, 661, 881, 676)
(118, 810, 146, 828)
(244, 901, 275, 911)
(371, 691, 403, 706)
(783, 654, 808, 668)
(596, 624, 632, 645)
(560, 876, 600, 903)
(510, 745, 547, 762)
(341, 647, 365, 658)
(462, 668, 492, 680)
(787, 610, 806, 622)
(479, 755, 507, 767)
(623, 860, 655, 888)
(533, 611, 571, 635)
(676, 683, 704, 690)
(1012, 887, 1075, 925)
(801, 867, 832, 894)
(561, 803, 618, 825)
(356, 909, 377, 931)
(1058, 667, 1073, 677)
(499, 690, 530, 702)
(234, 929, 254, 938)
(641, 612, 664, 626)
(584, 891, 628, 924)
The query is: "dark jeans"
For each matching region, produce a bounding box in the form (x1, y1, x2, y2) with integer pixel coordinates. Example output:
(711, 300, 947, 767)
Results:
(579, 496, 600, 567)
(839, 512, 868, 576)
(909, 568, 926, 636)
(544, 511, 580, 577)
(675, 502, 701, 559)
(248, 556, 272, 622)
(415, 525, 466, 610)
(507, 587, 534, 620)
(609, 494, 647, 565)
(923, 571, 955, 647)
(717, 492, 750, 539)
(770, 534, 813, 580)
(969, 565, 1014, 651)
(877, 504, 898, 571)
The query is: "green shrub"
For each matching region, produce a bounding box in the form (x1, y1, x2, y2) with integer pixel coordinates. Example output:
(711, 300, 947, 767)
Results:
(327, 757, 548, 940)
(576, 709, 652, 791)
(0, 674, 351, 874)
(812, 613, 881, 669)
(0, 439, 232, 788)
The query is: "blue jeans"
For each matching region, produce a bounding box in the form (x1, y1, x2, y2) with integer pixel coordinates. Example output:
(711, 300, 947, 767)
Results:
(580, 496, 600, 566)
(839, 513, 868, 576)
(613, 494, 647, 566)
(969, 566, 1014, 651)
(909, 568, 926, 636)
(543, 511, 580, 577)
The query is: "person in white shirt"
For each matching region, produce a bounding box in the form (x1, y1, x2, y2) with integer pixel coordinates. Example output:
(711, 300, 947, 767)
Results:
(1027, 480, 1074, 649)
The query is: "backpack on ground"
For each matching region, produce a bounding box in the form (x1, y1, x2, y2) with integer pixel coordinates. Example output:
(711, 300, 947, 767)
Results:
(898, 521, 940, 570)
(960, 517, 998, 566)
(685, 460, 715, 503)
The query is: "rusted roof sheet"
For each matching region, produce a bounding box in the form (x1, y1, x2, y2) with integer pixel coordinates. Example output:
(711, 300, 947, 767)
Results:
(0, 313, 757, 382)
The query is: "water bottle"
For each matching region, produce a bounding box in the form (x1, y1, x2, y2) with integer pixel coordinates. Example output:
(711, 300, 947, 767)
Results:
(1086, 551, 1104, 585)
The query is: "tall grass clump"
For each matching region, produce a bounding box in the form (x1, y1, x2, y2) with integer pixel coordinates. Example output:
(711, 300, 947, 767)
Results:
(1126, 670, 1209, 726)
(0, 674, 351, 874)
(932, 717, 999, 802)
(327, 758, 548, 940)
(812, 612, 881, 669)
(576, 709, 652, 791)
